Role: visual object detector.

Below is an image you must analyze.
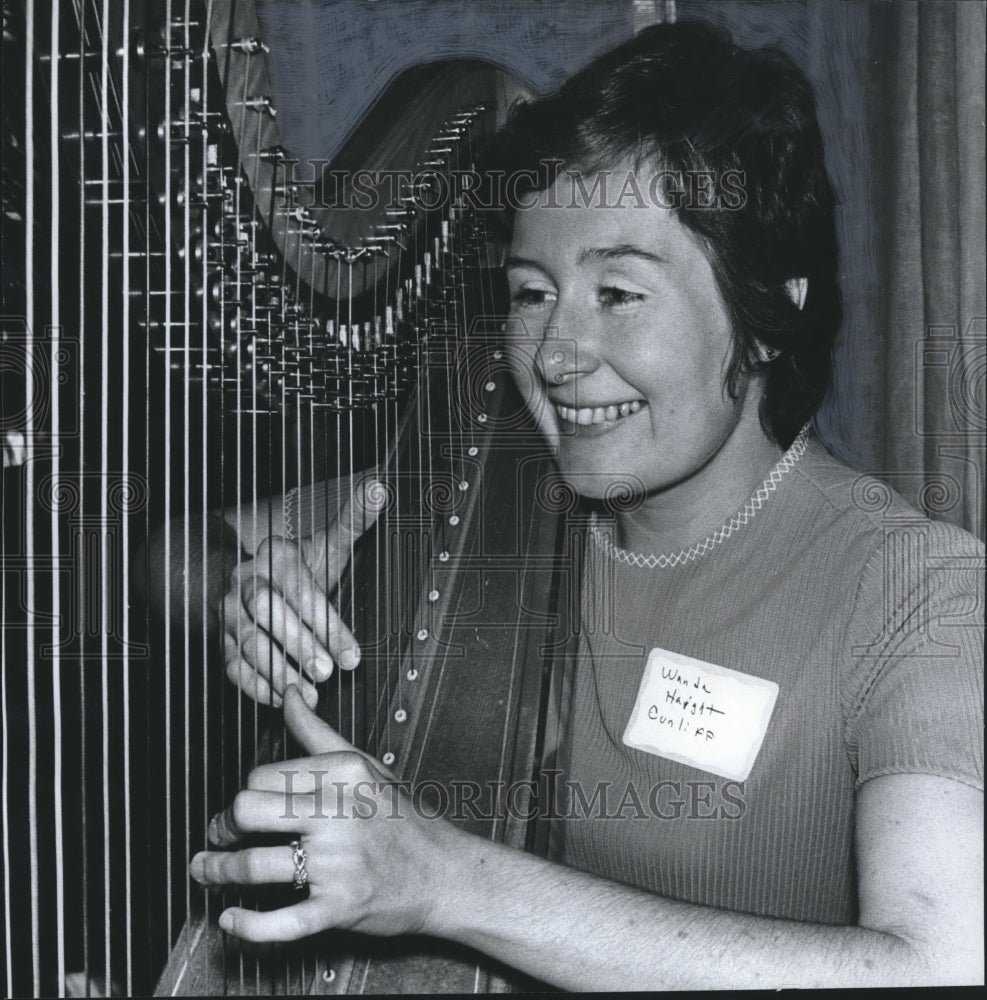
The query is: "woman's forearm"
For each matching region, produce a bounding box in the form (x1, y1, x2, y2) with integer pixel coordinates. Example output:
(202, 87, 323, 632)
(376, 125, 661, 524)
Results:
(428, 835, 943, 991)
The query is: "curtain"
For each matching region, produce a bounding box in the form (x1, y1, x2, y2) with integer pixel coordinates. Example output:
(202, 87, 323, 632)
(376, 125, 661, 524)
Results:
(868, 0, 986, 540)
(683, 0, 984, 541)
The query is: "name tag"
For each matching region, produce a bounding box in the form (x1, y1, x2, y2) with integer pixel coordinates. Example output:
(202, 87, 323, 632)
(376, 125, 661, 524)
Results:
(623, 647, 779, 781)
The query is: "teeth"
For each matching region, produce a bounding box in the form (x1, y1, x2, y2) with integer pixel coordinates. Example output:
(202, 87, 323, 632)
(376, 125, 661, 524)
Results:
(555, 401, 643, 425)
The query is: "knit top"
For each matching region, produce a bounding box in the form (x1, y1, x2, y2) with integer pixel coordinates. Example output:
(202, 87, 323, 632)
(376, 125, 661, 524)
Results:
(560, 436, 984, 924)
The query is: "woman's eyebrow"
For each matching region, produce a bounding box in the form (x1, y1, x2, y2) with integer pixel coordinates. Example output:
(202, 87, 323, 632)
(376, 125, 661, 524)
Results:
(578, 244, 666, 266)
(504, 256, 548, 272)
(505, 245, 666, 272)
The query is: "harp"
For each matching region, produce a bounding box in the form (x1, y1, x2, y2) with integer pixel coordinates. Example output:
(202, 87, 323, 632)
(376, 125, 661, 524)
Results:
(1, 0, 652, 995)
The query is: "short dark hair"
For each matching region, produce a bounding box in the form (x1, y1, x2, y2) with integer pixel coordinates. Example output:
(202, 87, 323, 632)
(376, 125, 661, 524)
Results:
(482, 21, 842, 448)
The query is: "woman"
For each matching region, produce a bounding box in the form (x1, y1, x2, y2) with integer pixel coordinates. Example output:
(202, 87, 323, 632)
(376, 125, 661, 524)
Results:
(191, 23, 983, 988)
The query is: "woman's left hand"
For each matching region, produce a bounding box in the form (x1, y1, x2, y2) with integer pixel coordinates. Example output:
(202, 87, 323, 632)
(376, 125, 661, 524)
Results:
(189, 685, 463, 942)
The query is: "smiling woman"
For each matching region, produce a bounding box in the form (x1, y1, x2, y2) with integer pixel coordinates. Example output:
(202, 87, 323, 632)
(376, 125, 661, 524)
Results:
(503, 173, 781, 552)
(190, 19, 984, 990)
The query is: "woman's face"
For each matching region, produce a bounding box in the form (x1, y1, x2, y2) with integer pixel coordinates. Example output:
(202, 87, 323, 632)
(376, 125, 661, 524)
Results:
(504, 174, 768, 503)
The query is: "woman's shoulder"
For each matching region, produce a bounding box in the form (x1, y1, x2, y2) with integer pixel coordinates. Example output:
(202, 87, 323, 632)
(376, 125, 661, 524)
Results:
(788, 436, 985, 560)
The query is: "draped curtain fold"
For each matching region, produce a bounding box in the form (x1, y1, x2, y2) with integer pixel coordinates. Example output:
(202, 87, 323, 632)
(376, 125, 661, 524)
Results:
(870, 0, 986, 539)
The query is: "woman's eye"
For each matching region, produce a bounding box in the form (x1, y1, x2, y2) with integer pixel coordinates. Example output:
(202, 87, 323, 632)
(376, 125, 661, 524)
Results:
(510, 287, 556, 309)
(599, 286, 645, 309)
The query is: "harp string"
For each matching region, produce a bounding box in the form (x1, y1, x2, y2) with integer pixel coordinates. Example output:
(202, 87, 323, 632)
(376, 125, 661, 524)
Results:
(182, 0, 197, 990)
(47, 0, 68, 994)
(67, 4, 86, 989)
(141, 5, 154, 981)
(99, 0, 111, 989)
(179, 0, 190, 983)
(161, 0, 176, 956)
(230, 41, 248, 994)
(233, 25, 256, 993)
(197, 2, 216, 992)
(23, 0, 39, 992)
(120, 0, 135, 993)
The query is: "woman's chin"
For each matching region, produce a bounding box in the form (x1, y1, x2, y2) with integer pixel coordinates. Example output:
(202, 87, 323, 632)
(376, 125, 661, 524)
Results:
(547, 466, 649, 511)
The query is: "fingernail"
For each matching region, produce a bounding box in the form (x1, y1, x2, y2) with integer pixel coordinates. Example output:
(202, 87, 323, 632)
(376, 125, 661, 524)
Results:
(303, 684, 318, 709)
(189, 853, 204, 881)
(218, 911, 233, 933)
(341, 646, 360, 670)
(208, 815, 219, 843)
(305, 655, 334, 682)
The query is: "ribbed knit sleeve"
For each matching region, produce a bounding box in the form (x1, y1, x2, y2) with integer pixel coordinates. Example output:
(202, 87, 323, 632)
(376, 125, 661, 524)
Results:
(841, 519, 985, 790)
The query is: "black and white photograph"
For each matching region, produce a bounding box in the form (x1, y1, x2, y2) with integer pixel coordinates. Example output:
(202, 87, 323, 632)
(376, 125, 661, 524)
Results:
(1, 0, 984, 995)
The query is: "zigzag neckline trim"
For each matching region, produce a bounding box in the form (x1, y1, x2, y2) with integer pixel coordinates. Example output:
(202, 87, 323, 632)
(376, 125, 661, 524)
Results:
(589, 425, 811, 569)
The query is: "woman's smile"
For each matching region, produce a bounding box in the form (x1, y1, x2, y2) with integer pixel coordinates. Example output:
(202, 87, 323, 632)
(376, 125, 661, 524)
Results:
(553, 399, 646, 428)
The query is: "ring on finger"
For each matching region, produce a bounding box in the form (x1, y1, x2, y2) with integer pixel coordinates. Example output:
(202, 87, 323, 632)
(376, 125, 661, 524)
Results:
(290, 839, 308, 890)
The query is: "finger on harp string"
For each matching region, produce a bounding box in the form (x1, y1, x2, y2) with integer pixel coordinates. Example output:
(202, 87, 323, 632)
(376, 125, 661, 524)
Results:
(222, 626, 319, 709)
(303, 477, 388, 581)
(251, 538, 362, 671)
(207, 789, 301, 846)
(190, 845, 297, 887)
(226, 661, 285, 709)
(237, 569, 337, 673)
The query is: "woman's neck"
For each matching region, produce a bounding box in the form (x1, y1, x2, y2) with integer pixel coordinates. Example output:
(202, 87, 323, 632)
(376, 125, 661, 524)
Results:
(613, 421, 786, 556)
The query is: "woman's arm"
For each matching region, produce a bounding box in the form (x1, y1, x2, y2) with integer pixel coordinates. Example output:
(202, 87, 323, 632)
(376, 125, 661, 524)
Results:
(427, 772, 982, 989)
(134, 508, 249, 633)
(193, 689, 984, 990)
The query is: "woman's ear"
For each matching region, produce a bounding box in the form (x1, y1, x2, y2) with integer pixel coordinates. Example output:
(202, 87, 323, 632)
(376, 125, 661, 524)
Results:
(785, 277, 808, 310)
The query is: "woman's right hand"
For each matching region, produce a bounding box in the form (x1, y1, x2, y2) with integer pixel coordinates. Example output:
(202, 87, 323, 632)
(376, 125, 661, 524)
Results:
(220, 479, 387, 708)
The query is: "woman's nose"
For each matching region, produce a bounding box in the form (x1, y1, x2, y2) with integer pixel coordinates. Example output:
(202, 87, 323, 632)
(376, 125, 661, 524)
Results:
(535, 336, 579, 385)
(534, 310, 598, 386)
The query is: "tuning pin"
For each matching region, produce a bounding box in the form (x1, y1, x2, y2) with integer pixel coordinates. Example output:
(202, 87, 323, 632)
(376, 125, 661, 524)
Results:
(258, 144, 292, 164)
(238, 96, 277, 117)
(229, 37, 270, 54)
(311, 238, 341, 255)
(362, 235, 404, 252)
